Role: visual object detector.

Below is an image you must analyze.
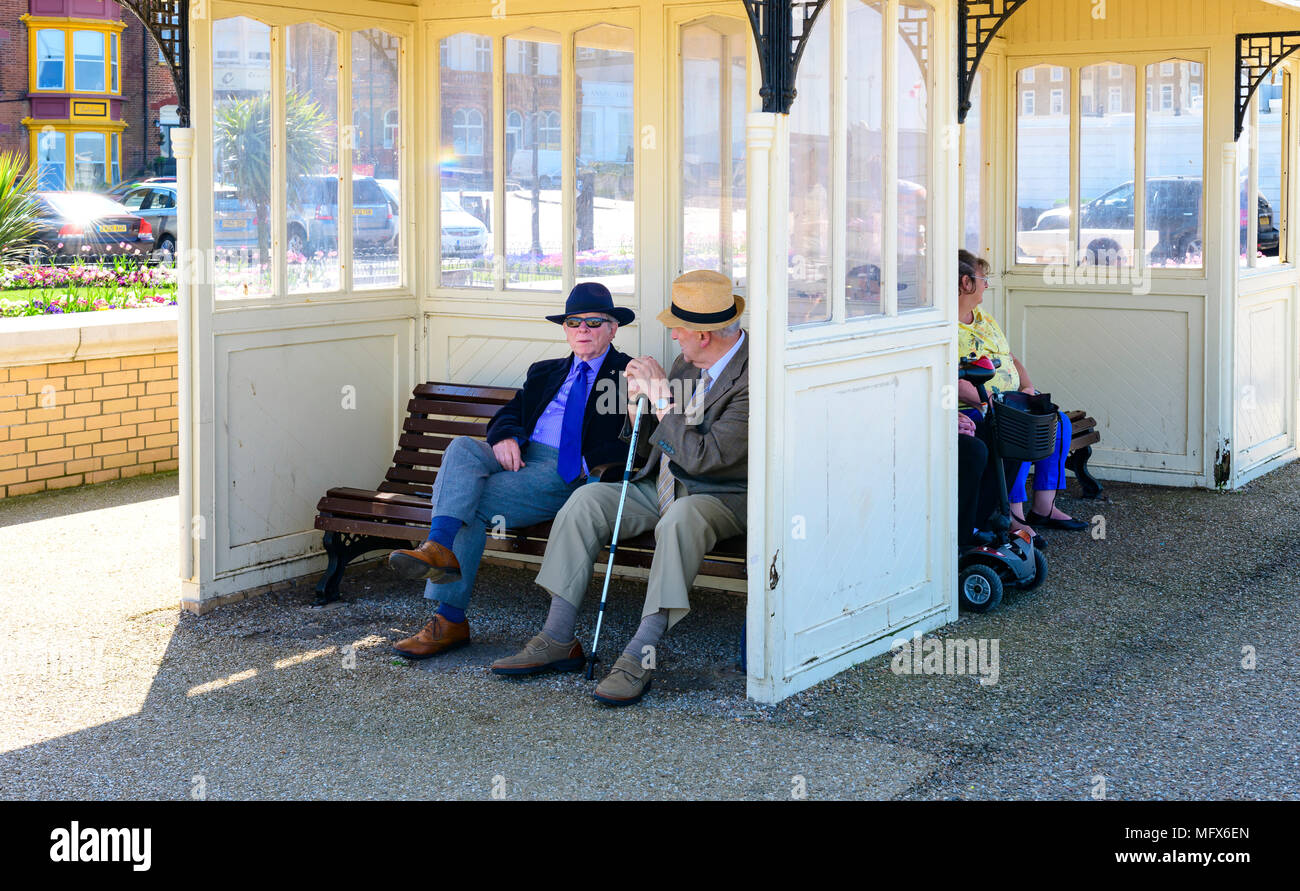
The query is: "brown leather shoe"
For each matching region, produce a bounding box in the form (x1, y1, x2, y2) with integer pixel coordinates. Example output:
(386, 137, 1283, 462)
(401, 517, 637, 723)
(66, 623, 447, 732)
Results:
(490, 633, 586, 676)
(388, 540, 462, 583)
(592, 653, 653, 706)
(392, 615, 470, 660)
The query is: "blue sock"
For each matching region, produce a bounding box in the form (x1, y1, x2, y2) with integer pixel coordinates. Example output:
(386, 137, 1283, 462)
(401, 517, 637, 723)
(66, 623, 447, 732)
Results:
(436, 602, 466, 624)
(426, 515, 461, 549)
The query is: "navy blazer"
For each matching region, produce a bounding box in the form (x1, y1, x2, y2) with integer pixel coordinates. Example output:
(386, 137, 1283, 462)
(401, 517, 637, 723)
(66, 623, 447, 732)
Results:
(485, 347, 633, 470)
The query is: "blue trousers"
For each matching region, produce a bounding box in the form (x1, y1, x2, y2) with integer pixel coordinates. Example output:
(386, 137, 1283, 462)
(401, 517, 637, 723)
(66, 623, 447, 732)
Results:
(423, 437, 581, 609)
(960, 407, 1072, 504)
(1010, 411, 1072, 503)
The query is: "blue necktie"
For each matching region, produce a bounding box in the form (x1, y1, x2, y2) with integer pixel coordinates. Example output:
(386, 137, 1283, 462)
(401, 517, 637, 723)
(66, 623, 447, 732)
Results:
(557, 361, 590, 483)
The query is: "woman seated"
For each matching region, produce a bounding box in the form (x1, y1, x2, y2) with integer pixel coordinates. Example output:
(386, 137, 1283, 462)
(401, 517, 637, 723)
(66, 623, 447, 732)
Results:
(957, 250, 1087, 537)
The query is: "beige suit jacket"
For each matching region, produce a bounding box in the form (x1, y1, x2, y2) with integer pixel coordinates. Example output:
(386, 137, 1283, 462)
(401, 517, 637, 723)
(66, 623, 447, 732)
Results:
(622, 335, 749, 524)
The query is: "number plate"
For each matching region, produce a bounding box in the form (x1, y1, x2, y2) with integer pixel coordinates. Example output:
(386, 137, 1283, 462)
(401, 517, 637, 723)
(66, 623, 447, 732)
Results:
(220, 219, 246, 229)
(353, 208, 372, 216)
(99, 224, 127, 233)
(1260, 215, 1270, 229)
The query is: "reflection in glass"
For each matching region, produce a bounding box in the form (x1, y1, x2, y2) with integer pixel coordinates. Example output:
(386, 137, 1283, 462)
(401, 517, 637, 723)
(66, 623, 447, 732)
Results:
(962, 70, 981, 256)
(352, 28, 402, 289)
(845, 0, 885, 318)
(1144, 58, 1203, 268)
(787, 11, 830, 326)
(1015, 64, 1070, 265)
(1248, 67, 1284, 268)
(212, 16, 272, 300)
(575, 25, 635, 292)
(286, 24, 341, 294)
(505, 33, 562, 291)
(1079, 62, 1136, 266)
(896, 0, 931, 310)
(680, 18, 747, 290)
(439, 32, 494, 288)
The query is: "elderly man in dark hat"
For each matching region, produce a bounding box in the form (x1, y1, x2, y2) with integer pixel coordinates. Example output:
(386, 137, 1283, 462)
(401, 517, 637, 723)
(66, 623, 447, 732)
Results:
(386, 282, 635, 659)
(492, 270, 748, 706)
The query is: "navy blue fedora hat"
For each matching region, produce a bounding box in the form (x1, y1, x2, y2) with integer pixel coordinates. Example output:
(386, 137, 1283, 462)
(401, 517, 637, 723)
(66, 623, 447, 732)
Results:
(545, 282, 636, 326)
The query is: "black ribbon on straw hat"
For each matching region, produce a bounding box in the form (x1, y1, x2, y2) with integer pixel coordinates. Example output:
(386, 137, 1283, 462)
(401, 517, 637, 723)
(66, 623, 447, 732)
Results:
(657, 270, 745, 331)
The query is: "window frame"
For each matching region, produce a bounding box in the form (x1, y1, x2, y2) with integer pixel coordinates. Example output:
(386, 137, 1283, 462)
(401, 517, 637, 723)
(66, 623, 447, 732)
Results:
(1011, 51, 1210, 277)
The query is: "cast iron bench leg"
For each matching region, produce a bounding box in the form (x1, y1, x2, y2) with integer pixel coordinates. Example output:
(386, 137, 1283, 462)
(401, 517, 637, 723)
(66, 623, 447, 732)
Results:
(1066, 445, 1103, 499)
(313, 531, 389, 606)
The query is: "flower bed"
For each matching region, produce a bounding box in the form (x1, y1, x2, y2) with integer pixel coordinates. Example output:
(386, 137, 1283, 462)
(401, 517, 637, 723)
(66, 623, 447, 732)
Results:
(0, 260, 177, 317)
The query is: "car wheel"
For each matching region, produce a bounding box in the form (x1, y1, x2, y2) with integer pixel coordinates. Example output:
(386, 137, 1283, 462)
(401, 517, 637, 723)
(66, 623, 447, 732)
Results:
(156, 235, 177, 259)
(287, 226, 307, 256)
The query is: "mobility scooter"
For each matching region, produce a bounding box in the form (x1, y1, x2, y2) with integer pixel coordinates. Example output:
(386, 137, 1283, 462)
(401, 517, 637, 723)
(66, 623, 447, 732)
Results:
(957, 354, 1055, 611)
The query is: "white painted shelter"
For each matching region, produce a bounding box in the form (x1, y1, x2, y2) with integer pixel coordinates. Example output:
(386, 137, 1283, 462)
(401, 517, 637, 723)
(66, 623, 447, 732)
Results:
(162, 0, 1300, 703)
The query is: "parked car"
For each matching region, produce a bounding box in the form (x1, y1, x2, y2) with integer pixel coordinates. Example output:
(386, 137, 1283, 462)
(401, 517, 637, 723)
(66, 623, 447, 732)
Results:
(440, 194, 489, 258)
(213, 184, 261, 252)
(287, 175, 396, 256)
(119, 182, 179, 259)
(30, 190, 154, 262)
(1019, 175, 1279, 264)
(106, 177, 175, 203)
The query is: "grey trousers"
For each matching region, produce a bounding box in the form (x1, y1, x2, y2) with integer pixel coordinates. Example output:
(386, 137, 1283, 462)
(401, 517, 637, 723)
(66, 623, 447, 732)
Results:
(534, 478, 745, 630)
(424, 437, 581, 609)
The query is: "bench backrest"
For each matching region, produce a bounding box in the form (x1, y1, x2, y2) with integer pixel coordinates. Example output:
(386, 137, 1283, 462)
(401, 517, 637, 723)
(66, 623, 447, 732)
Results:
(379, 382, 518, 496)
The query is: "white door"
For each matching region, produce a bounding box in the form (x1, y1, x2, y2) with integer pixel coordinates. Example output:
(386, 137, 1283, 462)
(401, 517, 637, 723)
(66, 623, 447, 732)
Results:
(745, 0, 958, 702)
(181, 4, 418, 609)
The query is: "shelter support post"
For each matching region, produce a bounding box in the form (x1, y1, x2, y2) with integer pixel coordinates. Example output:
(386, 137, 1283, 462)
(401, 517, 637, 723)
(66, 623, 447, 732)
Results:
(744, 110, 789, 704)
(173, 126, 195, 582)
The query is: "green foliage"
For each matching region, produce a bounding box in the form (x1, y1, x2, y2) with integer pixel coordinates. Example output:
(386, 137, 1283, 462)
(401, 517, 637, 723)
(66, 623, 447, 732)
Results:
(0, 151, 45, 266)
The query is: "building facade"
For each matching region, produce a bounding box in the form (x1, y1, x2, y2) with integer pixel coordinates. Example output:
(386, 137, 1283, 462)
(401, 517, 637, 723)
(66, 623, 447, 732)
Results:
(0, 0, 178, 188)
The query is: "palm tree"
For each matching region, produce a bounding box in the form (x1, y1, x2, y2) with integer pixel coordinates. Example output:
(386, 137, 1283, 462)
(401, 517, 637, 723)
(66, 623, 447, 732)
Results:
(212, 90, 332, 263)
(0, 151, 44, 267)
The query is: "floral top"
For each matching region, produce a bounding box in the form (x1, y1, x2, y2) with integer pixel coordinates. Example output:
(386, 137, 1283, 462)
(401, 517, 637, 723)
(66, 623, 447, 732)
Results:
(958, 306, 1020, 394)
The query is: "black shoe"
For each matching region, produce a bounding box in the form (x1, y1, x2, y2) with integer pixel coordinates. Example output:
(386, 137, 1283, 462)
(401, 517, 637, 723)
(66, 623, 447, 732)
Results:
(1026, 509, 1088, 532)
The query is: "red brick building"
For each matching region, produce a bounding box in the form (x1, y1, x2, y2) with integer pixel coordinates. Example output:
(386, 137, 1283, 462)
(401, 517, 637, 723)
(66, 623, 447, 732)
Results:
(0, 0, 179, 188)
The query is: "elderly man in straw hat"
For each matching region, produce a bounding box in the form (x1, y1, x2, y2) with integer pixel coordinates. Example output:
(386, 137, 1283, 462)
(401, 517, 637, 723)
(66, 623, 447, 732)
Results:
(491, 270, 748, 706)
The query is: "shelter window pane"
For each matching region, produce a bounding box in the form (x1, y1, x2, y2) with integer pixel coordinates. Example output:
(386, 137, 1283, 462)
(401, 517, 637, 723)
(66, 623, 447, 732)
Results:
(36, 30, 64, 90)
(505, 32, 563, 291)
(1241, 67, 1286, 269)
(351, 28, 401, 290)
(846, 1, 885, 318)
(962, 70, 982, 256)
(575, 25, 635, 293)
(212, 16, 272, 300)
(1145, 58, 1203, 268)
(896, 0, 932, 311)
(788, 8, 831, 326)
(439, 32, 493, 289)
(1079, 62, 1135, 266)
(286, 23, 341, 295)
(1015, 64, 1070, 265)
(680, 18, 748, 291)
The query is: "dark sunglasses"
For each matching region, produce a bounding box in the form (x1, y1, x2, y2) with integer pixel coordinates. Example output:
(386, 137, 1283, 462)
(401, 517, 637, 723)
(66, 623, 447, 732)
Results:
(563, 316, 611, 328)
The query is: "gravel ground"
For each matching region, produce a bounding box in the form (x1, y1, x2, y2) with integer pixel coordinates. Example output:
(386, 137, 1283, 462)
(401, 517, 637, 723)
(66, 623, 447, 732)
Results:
(0, 468, 1296, 800)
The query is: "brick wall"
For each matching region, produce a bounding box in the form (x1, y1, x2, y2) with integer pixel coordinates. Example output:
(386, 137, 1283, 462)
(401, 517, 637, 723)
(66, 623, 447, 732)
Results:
(0, 0, 30, 159)
(0, 351, 179, 498)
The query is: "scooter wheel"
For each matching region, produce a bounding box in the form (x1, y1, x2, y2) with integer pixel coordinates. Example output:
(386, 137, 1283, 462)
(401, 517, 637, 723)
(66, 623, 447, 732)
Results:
(1017, 548, 1049, 593)
(959, 564, 1004, 612)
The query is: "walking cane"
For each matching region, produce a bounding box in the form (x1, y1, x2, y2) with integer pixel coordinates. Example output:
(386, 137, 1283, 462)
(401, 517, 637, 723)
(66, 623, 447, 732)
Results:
(586, 391, 651, 679)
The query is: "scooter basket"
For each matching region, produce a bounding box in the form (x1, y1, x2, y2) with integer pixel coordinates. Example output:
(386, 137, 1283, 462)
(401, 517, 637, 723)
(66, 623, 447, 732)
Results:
(992, 391, 1059, 462)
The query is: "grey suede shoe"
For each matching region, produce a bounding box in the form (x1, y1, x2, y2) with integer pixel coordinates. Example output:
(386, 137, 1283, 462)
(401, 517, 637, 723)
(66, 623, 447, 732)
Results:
(592, 653, 653, 706)
(490, 632, 585, 676)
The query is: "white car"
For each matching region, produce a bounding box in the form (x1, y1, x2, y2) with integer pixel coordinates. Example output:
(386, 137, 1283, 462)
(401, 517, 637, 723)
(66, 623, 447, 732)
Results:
(440, 194, 489, 258)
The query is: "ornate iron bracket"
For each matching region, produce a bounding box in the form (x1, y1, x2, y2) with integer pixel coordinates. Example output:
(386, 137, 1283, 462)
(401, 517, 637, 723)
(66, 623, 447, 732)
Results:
(958, 0, 1031, 123)
(119, 0, 189, 127)
(1236, 31, 1300, 141)
(742, 0, 829, 114)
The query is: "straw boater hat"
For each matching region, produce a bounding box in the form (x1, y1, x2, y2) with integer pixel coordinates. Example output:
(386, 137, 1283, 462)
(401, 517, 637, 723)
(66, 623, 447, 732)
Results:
(657, 270, 745, 332)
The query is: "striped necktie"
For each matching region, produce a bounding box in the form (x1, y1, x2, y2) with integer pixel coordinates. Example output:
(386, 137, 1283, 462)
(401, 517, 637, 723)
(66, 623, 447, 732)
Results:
(656, 369, 710, 515)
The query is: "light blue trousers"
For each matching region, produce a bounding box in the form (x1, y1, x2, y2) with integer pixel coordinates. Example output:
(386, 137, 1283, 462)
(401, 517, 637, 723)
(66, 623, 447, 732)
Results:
(423, 437, 581, 609)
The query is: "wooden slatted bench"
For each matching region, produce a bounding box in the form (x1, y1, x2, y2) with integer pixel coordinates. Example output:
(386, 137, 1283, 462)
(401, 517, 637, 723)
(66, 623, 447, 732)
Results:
(311, 381, 747, 606)
(1063, 410, 1103, 499)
